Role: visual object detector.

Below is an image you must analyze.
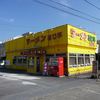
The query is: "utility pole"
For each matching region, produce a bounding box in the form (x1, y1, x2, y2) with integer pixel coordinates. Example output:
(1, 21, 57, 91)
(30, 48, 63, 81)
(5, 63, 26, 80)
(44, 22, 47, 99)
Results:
(96, 53, 100, 81)
(96, 60, 99, 81)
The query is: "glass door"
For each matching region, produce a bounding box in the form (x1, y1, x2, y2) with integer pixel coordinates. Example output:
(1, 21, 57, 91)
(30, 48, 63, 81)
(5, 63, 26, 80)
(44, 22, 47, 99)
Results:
(36, 57, 40, 72)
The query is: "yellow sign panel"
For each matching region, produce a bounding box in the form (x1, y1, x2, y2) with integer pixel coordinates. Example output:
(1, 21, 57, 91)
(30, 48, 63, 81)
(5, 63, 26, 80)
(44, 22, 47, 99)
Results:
(25, 25, 67, 50)
(67, 25, 97, 48)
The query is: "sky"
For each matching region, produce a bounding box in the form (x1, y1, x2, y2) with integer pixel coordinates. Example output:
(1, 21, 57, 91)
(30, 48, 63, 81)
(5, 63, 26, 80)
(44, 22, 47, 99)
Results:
(0, 0, 100, 42)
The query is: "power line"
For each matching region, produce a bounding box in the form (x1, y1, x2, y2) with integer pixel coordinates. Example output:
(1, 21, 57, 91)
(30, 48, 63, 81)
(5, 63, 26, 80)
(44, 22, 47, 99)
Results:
(49, 0, 100, 21)
(33, 0, 100, 24)
(84, 0, 100, 10)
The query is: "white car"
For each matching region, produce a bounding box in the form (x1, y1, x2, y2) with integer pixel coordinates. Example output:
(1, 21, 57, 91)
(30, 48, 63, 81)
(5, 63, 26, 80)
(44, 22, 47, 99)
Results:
(0, 60, 5, 68)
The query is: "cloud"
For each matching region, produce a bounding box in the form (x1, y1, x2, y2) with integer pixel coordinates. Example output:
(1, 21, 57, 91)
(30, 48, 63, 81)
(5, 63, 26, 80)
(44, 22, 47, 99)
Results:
(0, 17, 15, 23)
(58, 0, 69, 6)
(9, 18, 15, 22)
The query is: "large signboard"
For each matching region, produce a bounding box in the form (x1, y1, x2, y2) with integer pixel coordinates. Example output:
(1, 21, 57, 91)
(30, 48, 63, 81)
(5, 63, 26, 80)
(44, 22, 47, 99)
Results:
(68, 25, 97, 48)
(26, 32, 62, 45)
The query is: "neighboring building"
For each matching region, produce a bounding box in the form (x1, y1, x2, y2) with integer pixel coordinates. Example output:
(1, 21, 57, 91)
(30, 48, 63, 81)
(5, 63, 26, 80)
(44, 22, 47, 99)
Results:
(97, 40, 100, 53)
(0, 42, 6, 58)
(0, 42, 6, 66)
(4, 24, 97, 75)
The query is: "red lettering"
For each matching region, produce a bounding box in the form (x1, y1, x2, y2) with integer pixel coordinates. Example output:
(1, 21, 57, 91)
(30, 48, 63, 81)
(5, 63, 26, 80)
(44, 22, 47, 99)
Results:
(34, 36, 40, 43)
(30, 39, 34, 42)
(26, 39, 30, 45)
(42, 50, 46, 54)
(70, 29, 77, 38)
(57, 32, 62, 38)
(48, 34, 52, 40)
(52, 34, 57, 39)
(89, 42, 95, 46)
(40, 35, 46, 41)
(26, 32, 62, 44)
(20, 52, 24, 55)
(80, 33, 88, 41)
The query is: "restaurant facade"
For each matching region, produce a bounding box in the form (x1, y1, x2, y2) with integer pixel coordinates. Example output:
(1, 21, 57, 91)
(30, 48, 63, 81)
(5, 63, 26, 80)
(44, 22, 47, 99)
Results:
(5, 24, 97, 76)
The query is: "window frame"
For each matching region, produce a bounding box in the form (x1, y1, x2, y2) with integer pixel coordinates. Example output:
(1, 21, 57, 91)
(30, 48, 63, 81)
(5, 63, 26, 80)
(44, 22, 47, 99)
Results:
(69, 53, 92, 67)
(13, 56, 27, 65)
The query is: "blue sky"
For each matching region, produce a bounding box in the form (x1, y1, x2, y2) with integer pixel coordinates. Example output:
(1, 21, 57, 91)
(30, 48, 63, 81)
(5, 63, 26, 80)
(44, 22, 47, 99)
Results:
(0, 0, 100, 42)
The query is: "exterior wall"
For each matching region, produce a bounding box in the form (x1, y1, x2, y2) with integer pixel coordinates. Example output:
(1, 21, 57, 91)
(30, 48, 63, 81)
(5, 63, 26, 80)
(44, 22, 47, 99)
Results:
(25, 25, 67, 54)
(5, 37, 27, 70)
(5, 24, 97, 76)
(67, 25, 97, 75)
(5, 25, 68, 73)
(25, 25, 68, 73)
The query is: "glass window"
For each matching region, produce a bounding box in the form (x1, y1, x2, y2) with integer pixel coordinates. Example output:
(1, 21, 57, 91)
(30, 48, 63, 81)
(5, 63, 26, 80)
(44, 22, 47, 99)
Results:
(85, 54, 90, 66)
(69, 53, 77, 67)
(18, 57, 23, 63)
(78, 54, 84, 66)
(69, 53, 93, 67)
(28, 57, 34, 66)
(90, 54, 95, 65)
(13, 59, 17, 64)
(23, 56, 27, 64)
(13, 56, 27, 64)
(13, 56, 17, 64)
(69, 53, 76, 56)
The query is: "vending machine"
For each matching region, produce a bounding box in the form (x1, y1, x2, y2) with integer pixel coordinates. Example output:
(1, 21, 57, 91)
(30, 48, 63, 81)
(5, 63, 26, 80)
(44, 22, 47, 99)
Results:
(48, 57, 64, 77)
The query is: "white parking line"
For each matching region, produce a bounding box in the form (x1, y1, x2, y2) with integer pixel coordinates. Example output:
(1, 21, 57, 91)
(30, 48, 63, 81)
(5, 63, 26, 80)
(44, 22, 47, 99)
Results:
(1, 76, 19, 80)
(0, 72, 38, 86)
(22, 81, 37, 86)
(0, 72, 41, 81)
(0, 73, 41, 85)
(6, 74, 41, 80)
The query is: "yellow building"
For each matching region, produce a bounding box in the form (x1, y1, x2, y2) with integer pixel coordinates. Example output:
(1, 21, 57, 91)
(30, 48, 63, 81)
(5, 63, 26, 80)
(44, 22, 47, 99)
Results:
(5, 24, 97, 75)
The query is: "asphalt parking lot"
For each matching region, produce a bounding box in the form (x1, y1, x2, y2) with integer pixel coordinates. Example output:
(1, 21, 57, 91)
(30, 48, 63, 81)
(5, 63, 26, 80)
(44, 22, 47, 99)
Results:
(0, 69, 100, 100)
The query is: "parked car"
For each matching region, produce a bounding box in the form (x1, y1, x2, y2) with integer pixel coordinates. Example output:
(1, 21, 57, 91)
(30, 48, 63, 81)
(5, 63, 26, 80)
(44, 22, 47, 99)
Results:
(0, 60, 5, 68)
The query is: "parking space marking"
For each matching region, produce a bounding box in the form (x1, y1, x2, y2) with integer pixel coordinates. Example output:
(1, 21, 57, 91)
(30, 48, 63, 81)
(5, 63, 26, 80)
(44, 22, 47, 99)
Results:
(22, 81, 37, 86)
(1, 76, 19, 80)
(0, 72, 41, 81)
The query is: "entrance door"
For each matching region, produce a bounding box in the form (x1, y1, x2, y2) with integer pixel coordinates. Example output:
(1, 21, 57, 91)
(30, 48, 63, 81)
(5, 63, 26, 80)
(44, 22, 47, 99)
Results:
(27, 57, 34, 73)
(63, 57, 68, 75)
(36, 57, 40, 72)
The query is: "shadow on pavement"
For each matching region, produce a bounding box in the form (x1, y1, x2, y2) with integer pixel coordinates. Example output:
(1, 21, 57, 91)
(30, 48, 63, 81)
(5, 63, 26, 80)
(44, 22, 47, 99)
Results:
(0, 67, 57, 78)
(0, 67, 27, 74)
(0, 67, 92, 79)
